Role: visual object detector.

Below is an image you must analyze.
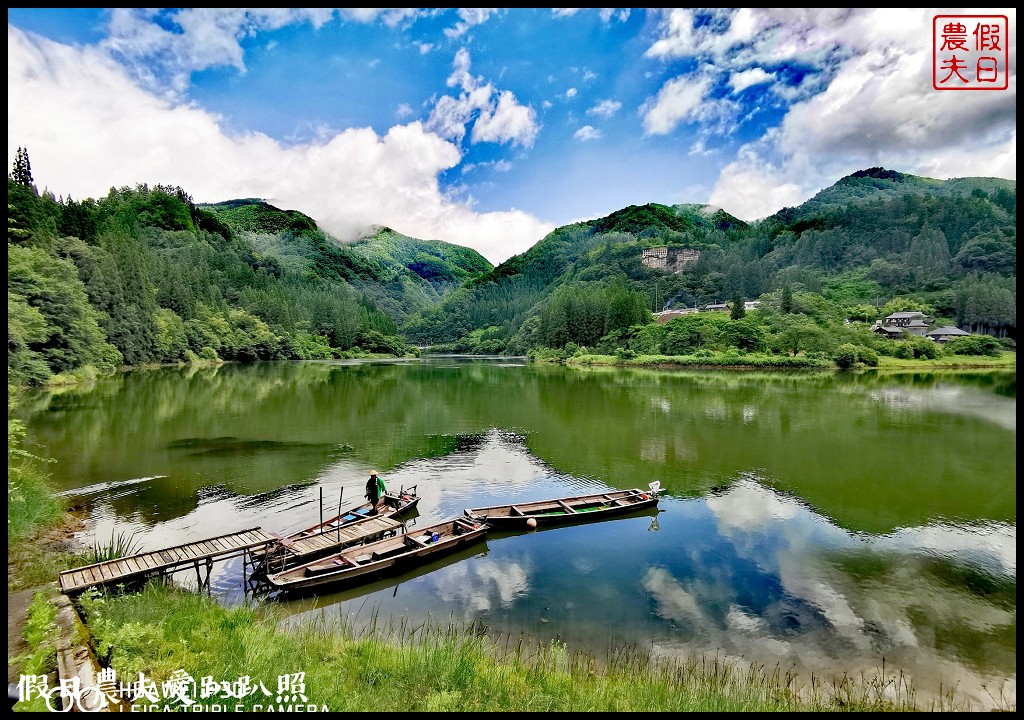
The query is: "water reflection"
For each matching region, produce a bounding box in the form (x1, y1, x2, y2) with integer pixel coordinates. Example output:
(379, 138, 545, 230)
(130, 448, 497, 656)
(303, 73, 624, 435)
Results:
(18, 361, 1015, 710)
(269, 450, 1014, 711)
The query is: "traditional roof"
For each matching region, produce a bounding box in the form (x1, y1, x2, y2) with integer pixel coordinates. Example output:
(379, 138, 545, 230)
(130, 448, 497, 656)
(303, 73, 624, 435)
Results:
(886, 311, 926, 319)
(926, 326, 970, 337)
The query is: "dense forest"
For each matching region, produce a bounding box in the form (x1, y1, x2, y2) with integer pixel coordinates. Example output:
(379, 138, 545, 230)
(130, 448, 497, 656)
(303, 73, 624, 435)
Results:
(7, 149, 489, 386)
(7, 152, 1016, 386)
(403, 168, 1015, 358)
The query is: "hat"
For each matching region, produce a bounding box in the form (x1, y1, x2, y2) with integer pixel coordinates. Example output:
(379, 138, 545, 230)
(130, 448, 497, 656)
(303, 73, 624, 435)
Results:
(370, 470, 378, 476)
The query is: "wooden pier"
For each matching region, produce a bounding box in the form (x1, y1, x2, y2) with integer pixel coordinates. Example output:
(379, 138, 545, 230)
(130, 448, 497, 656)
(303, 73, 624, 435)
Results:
(58, 527, 277, 595)
(253, 515, 405, 576)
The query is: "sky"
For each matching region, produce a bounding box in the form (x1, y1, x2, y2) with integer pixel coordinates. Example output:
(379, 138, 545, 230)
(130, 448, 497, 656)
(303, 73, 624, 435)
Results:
(7, 8, 1017, 264)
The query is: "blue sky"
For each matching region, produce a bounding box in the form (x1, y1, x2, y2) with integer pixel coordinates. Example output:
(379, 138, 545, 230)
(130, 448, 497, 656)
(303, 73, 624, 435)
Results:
(7, 8, 1017, 262)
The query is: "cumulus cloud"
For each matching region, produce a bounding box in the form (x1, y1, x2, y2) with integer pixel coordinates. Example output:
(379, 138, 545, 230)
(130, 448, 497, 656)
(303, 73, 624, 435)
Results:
(426, 48, 540, 149)
(641, 74, 713, 135)
(101, 8, 423, 98)
(729, 67, 774, 93)
(586, 98, 622, 117)
(565, 87, 577, 99)
(651, 8, 1017, 219)
(573, 125, 602, 141)
(8, 27, 551, 263)
(599, 9, 630, 23)
(472, 90, 540, 147)
(444, 8, 500, 39)
(709, 155, 805, 220)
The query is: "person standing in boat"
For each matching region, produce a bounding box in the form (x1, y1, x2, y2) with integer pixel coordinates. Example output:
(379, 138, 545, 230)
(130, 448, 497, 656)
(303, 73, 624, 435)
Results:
(365, 470, 386, 515)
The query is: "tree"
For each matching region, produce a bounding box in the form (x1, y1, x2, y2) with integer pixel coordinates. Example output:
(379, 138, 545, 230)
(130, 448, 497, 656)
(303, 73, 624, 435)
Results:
(730, 293, 745, 320)
(780, 285, 793, 314)
(10, 147, 33, 188)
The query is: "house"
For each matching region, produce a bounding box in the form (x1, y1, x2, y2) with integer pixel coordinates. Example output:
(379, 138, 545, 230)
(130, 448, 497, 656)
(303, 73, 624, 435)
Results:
(704, 303, 730, 313)
(926, 326, 971, 343)
(743, 300, 761, 311)
(873, 311, 931, 338)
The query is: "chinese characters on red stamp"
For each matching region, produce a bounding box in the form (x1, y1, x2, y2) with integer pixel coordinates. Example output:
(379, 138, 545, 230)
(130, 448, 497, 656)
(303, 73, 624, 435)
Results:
(933, 15, 1009, 90)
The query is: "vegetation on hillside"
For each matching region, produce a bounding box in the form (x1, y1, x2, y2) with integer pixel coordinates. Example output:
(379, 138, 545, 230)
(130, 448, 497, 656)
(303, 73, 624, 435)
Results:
(8, 164, 422, 386)
(8, 150, 1015, 385)
(403, 168, 1015, 361)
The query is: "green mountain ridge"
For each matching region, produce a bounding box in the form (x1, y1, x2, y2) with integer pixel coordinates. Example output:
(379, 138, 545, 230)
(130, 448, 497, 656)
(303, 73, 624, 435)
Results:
(200, 200, 493, 325)
(7, 164, 1015, 386)
(403, 167, 1015, 353)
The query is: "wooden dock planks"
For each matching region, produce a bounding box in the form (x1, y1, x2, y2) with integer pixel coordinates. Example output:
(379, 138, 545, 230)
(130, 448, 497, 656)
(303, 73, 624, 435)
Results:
(58, 527, 279, 595)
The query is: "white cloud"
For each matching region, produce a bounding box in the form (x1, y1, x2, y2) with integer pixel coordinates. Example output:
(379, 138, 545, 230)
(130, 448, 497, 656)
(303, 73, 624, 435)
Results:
(598, 8, 631, 23)
(444, 8, 499, 39)
(551, 9, 581, 19)
(573, 125, 602, 141)
(97, 8, 430, 99)
(565, 87, 577, 99)
(472, 90, 539, 148)
(461, 159, 512, 174)
(670, 8, 1017, 220)
(396, 103, 414, 119)
(708, 144, 805, 220)
(8, 26, 551, 264)
(641, 74, 713, 135)
(729, 67, 774, 93)
(587, 98, 622, 117)
(416, 42, 433, 55)
(427, 49, 540, 149)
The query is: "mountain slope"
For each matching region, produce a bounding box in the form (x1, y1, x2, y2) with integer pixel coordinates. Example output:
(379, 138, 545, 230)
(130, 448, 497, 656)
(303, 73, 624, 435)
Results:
(201, 200, 492, 325)
(403, 169, 1015, 352)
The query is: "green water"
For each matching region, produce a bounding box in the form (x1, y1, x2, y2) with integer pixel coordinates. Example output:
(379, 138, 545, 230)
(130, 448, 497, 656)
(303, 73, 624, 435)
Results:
(18, 359, 1016, 709)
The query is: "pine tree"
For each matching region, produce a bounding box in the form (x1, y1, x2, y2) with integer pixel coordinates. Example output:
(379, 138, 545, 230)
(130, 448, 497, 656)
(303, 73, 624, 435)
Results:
(781, 285, 793, 314)
(10, 146, 34, 187)
(730, 293, 745, 320)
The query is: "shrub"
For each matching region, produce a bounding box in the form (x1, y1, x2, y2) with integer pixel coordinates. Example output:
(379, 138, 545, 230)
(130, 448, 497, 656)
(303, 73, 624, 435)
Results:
(833, 343, 859, 369)
(856, 346, 879, 366)
(944, 334, 1002, 356)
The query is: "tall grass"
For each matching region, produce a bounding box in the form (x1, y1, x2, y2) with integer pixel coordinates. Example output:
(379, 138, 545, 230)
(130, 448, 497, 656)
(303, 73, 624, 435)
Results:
(8, 390, 64, 544)
(87, 528, 143, 564)
(8, 388, 75, 590)
(77, 583, 984, 712)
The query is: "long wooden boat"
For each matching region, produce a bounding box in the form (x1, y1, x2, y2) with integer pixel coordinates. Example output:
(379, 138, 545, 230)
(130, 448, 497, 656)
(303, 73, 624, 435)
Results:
(288, 485, 420, 539)
(250, 486, 420, 572)
(464, 486, 659, 530)
(265, 516, 488, 593)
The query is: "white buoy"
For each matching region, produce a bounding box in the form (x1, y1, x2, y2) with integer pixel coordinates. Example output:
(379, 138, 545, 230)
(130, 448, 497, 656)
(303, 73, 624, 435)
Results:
(526, 517, 538, 529)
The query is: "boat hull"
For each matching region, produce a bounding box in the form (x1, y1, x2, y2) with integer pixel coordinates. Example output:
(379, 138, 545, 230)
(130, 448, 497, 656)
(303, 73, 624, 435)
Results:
(267, 519, 487, 594)
(465, 489, 658, 530)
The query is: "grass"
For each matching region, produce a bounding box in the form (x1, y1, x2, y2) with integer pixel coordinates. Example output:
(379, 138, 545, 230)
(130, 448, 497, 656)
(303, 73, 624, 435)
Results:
(875, 351, 1016, 369)
(74, 582, 966, 712)
(87, 528, 143, 565)
(10, 591, 60, 713)
(568, 353, 833, 369)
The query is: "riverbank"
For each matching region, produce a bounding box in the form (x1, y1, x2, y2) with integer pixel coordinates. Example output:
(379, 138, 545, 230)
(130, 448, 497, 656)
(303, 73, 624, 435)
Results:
(11, 516, 1005, 712)
(71, 582, 935, 712)
(560, 350, 1015, 371)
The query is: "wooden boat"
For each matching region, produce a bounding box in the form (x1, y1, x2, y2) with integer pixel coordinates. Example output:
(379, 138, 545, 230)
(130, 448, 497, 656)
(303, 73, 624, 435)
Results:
(464, 486, 659, 530)
(287, 485, 420, 539)
(265, 516, 488, 593)
(250, 486, 420, 572)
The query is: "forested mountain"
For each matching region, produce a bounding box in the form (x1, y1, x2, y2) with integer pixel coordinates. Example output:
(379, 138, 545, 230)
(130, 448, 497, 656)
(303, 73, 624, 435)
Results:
(8, 180, 417, 385)
(7, 160, 1015, 385)
(403, 168, 1016, 354)
(201, 199, 492, 326)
